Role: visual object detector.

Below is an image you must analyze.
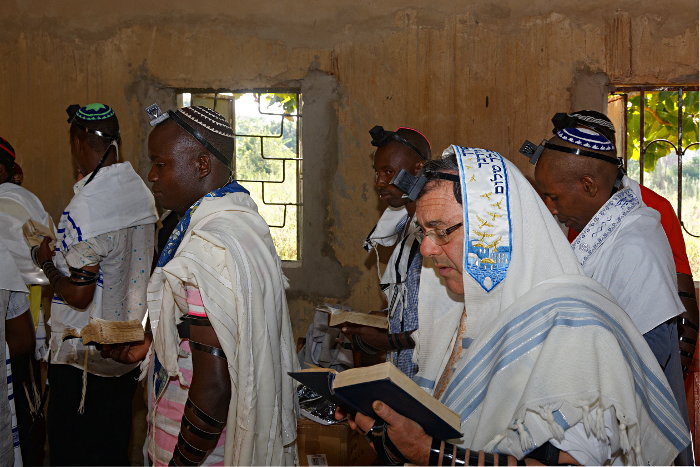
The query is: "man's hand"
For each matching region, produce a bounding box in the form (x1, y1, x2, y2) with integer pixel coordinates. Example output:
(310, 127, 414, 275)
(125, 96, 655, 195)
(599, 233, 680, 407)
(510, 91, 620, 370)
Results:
(36, 236, 55, 266)
(338, 325, 390, 350)
(100, 331, 152, 364)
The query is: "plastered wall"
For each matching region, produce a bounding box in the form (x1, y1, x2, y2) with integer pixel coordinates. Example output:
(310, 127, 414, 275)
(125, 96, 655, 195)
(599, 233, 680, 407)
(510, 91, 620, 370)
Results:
(1, 1, 697, 339)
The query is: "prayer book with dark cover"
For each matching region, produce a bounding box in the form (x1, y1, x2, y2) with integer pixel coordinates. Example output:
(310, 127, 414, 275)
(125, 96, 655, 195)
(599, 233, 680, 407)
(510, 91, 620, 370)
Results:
(62, 318, 145, 346)
(315, 304, 389, 330)
(289, 362, 462, 441)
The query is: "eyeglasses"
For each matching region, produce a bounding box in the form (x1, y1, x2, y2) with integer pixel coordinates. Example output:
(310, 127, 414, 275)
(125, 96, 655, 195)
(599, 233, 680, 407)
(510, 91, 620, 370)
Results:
(415, 222, 463, 246)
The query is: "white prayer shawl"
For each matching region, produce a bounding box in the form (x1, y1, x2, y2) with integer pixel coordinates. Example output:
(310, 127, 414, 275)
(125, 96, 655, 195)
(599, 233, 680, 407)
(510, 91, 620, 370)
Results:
(571, 175, 683, 334)
(49, 162, 157, 373)
(413, 146, 690, 465)
(0, 242, 26, 294)
(364, 207, 421, 319)
(147, 192, 298, 466)
(0, 183, 51, 285)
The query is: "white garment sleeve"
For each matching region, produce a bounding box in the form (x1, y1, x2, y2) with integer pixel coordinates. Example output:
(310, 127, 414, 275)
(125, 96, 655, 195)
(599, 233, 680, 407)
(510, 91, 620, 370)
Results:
(549, 407, 623, 466)
(63, 233, 115, 268)
(6, 292, 29, 320)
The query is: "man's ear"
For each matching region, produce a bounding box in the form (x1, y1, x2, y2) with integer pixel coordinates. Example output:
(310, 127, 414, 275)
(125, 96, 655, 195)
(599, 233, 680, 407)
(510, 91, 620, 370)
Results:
(580, 174, 598, 197)
(0, 164, 7, 184)
(195, 153, 213, 179)
(412, 159, 426, 175)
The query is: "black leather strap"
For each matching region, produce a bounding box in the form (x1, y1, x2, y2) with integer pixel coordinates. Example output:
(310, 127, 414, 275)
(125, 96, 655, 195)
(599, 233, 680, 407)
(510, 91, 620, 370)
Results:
(169, 110, 230, 167)
(679, 317, 699, 332)
(186, 398, 225, 430)
(679, 291, 697, 301)
(177, 433, 207, 458)
(189, 339, 227, 360)
(171, 445, 198, 466)
(181, 414, 220, 441)
(527, 442, 562, 465)
(382, 424, 411, 465)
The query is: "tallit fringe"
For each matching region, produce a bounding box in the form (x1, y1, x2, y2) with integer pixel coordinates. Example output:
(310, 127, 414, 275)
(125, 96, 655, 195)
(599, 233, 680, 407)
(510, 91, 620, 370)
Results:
(515, 419, 534, 451)
(483, 433, 506, 452)
(78, 350, 89, 414)
(138, 346, 153, 381)
(538, 406, 565, 442)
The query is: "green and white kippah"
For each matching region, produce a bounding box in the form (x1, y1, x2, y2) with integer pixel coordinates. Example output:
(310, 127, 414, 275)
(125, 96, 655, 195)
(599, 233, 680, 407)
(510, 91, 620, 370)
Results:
(76, 103, 115, 121)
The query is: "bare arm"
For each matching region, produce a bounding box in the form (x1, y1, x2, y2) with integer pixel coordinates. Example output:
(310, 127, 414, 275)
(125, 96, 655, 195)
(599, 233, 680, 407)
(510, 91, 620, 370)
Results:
(170, 322, 230, 466)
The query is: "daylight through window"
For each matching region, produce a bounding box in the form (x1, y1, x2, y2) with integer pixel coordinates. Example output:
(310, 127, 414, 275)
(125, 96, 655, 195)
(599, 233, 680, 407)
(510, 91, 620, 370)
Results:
(608, 86, 699, 277)
(178, 91, 302, 261)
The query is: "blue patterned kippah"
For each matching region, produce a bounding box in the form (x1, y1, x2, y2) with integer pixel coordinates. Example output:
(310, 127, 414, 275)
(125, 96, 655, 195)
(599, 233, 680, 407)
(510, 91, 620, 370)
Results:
(76, 103, 115, 121)
(556, 127, 615, 151)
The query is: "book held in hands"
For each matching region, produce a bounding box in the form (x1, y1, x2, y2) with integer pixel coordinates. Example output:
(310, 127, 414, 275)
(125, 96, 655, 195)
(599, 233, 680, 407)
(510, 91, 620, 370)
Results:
(289, 362, 462, 441)
(62, 318, 145, 346)
(315, 303, 389, 330)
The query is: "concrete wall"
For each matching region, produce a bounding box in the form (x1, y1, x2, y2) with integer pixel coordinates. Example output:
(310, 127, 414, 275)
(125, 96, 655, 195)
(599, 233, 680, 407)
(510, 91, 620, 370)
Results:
(1, 0, 697, 338)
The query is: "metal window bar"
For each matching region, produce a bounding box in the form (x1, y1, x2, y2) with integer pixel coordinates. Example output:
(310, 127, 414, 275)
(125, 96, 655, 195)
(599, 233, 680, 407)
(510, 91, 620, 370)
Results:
(232, 92, 303, 231)
(610, 85, 699, 238)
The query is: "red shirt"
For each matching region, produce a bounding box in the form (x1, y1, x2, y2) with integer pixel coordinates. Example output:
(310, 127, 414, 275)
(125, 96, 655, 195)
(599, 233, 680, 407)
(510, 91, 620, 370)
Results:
(568, 185, 692, 276)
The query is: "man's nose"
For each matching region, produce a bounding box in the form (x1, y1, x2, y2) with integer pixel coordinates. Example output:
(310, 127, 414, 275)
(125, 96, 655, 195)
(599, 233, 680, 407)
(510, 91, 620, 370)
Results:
(544, 197, 558, 216)
(420, 236, 441, 257)
(375, 174, 388, 188)
(147, 166, 157, 183)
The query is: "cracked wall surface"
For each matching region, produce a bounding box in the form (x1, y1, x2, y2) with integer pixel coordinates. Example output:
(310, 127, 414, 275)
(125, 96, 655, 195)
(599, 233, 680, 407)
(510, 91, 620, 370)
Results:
(0, 0, 697, 338)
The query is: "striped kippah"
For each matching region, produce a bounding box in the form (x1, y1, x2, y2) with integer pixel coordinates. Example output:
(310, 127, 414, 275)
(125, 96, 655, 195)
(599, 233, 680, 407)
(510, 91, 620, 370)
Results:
(76, 103, 115, 121)
(177, 106, 234, 139)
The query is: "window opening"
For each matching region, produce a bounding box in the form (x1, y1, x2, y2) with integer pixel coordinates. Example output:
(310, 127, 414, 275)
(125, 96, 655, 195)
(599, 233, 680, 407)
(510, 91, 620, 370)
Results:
(178, 91, 302, 261)
(609, 86, 699, 277)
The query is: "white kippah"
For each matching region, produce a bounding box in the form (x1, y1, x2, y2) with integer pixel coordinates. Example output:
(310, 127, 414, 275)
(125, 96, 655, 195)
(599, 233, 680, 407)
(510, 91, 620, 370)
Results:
(178, 106, 235, 139)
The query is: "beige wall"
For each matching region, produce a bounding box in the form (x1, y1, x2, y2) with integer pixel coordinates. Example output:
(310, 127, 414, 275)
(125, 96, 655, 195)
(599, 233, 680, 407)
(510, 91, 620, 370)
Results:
(1, 1, 697, 338)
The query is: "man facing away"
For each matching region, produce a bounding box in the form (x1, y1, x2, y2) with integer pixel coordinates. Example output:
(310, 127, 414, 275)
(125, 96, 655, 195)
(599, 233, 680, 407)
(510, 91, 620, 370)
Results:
(342, 147, 690, 465)
(0, 137, 49, 465)
(105, 104, 298, 466)
(526, 110, 692, 464)
(36, 103, 157, 465)
(341, 126, 433, 377)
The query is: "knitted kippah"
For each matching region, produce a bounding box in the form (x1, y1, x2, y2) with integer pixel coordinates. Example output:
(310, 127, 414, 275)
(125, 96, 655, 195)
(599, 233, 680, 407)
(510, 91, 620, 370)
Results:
(177, 106, 235, 139)
(0, 137, 16, 173)
(76, 103, 115, 121)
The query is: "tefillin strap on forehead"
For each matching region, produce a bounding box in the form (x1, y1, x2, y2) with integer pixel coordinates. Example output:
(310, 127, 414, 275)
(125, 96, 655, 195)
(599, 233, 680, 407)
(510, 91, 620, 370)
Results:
(519, 112, 625, 198)
(66, 104, 120, 186)
(66, 104, 120, 140)
(389, 168, 460, 202)
(145, 103, 231, 167)
(370, 125, 428, 161)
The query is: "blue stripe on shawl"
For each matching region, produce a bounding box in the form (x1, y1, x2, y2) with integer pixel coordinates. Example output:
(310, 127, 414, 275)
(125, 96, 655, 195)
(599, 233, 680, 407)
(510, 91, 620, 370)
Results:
(413, 376, 436, 390)
(441, 297, 690, 452)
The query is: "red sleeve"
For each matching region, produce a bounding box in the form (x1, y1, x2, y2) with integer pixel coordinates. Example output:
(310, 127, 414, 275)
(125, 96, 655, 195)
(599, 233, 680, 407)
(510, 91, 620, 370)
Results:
(640, 185, 692, 276)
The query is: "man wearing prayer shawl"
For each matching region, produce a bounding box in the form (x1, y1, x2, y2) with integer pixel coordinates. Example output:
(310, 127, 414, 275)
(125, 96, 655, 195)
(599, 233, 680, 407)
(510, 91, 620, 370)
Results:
(0, 242, 28, 467)
(347, 147, 690, 465)
(343, 126, 436, 377)
(0, 137, 50, 464)
(35, 103, 157, 465)
(105, 104, 298, 466)
(527, 111, 692, 464)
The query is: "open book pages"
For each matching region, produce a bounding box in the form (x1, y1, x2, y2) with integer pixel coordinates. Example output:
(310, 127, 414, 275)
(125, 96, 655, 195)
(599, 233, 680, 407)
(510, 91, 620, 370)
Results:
(315, 303, 388, 329)
(62, 318, 144, 345)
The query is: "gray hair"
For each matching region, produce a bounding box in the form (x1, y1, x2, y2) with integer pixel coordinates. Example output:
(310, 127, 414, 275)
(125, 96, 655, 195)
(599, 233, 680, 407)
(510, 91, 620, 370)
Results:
(417, 153, 462, 205)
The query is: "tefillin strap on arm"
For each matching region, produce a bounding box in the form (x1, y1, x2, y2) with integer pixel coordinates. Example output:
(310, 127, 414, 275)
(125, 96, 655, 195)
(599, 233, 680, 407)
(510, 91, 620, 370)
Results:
(67, 267, 99, 286)
(389, 169, 460, 202)
(176, 315, 227, 360)
(170, 398, 226, 466)
(145, 104, 231, 167)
